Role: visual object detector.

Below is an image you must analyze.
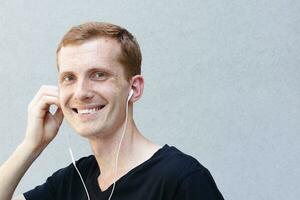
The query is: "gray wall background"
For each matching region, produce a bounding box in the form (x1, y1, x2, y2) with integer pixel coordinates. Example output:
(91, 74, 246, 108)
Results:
(0, 0, 299, 199)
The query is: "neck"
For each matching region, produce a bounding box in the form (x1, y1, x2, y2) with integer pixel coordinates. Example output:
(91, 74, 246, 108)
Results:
(87, 102, 162, 189)
(88, 116, 153, 177)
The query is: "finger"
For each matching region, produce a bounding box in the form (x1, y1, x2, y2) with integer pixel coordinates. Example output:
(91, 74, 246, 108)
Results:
(31, 85, 58, 105)
(28, 85, 60, 110)
(31, 85, 59, 104)
(31, 96, 61, 119)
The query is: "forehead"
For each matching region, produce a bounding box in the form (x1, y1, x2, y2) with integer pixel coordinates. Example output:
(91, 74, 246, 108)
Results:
(58, 38, 124, 74)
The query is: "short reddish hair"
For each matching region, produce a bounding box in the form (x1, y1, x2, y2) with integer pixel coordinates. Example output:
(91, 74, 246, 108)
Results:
(56, 22, 142, 81)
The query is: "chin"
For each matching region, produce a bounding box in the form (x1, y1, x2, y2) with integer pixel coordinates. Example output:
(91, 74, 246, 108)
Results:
(72, 125, 98, 138)
(74, 123, 112, 139)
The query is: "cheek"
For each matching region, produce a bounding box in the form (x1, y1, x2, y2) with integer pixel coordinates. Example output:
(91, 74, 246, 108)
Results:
(99, 82, 119, 97)
(58, 89, 69, 106)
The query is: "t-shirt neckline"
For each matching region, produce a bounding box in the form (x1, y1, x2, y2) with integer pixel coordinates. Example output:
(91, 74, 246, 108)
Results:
(90, 144, 169, 195)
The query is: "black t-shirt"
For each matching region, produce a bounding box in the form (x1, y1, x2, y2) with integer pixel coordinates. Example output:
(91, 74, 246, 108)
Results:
(24, 144, 224, 200)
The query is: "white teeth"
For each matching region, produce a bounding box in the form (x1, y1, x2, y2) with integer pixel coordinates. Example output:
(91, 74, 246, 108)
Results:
(78, 107, 101, 114)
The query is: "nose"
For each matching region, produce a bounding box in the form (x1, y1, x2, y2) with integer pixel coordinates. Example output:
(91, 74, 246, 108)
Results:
(74, 78, 94, 101)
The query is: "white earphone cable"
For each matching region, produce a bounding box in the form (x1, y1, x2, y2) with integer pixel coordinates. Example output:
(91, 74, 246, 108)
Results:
(67, 132, 91, 200)
(108, 95, 130, 200)
(67, 91, 131, 200)
(68, 146, 91, 200)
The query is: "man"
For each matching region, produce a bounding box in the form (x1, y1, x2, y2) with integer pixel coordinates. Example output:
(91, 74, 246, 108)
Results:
(0, 22, 224, 200)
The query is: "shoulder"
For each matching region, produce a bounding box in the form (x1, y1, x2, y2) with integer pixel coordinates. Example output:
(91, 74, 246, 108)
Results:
(158, 145, 207, 182)
(74, 154, 96, 168)
(51, 154, 96, 177)
(23, 155, 96, 199)
(34, 154, 96, 188)
(159, 145, 224, 199)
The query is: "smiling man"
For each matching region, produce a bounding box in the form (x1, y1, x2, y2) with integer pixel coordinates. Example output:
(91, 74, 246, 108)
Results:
(0, 22, 224, 200)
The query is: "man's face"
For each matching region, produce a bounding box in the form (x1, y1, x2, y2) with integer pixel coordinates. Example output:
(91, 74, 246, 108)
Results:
(58, 38, 130, 138)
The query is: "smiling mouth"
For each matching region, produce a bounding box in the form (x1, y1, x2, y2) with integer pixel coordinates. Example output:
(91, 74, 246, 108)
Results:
(72, 105, 105, 114)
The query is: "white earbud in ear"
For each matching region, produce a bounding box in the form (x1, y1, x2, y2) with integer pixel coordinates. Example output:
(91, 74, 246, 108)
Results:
(127, 89, 134, 101)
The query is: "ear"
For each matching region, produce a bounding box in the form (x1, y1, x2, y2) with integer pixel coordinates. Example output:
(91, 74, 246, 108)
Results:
(130, 75, 144, 103)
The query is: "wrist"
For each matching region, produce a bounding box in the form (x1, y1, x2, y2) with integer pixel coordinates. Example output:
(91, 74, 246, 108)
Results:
(19, 140, 44, 159)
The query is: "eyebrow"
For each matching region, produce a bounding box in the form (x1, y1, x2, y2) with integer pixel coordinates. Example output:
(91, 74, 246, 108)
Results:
(59, 67, 115, 78)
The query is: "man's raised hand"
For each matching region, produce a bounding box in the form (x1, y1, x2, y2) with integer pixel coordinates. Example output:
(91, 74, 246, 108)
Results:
(24, 85, 64, 153)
